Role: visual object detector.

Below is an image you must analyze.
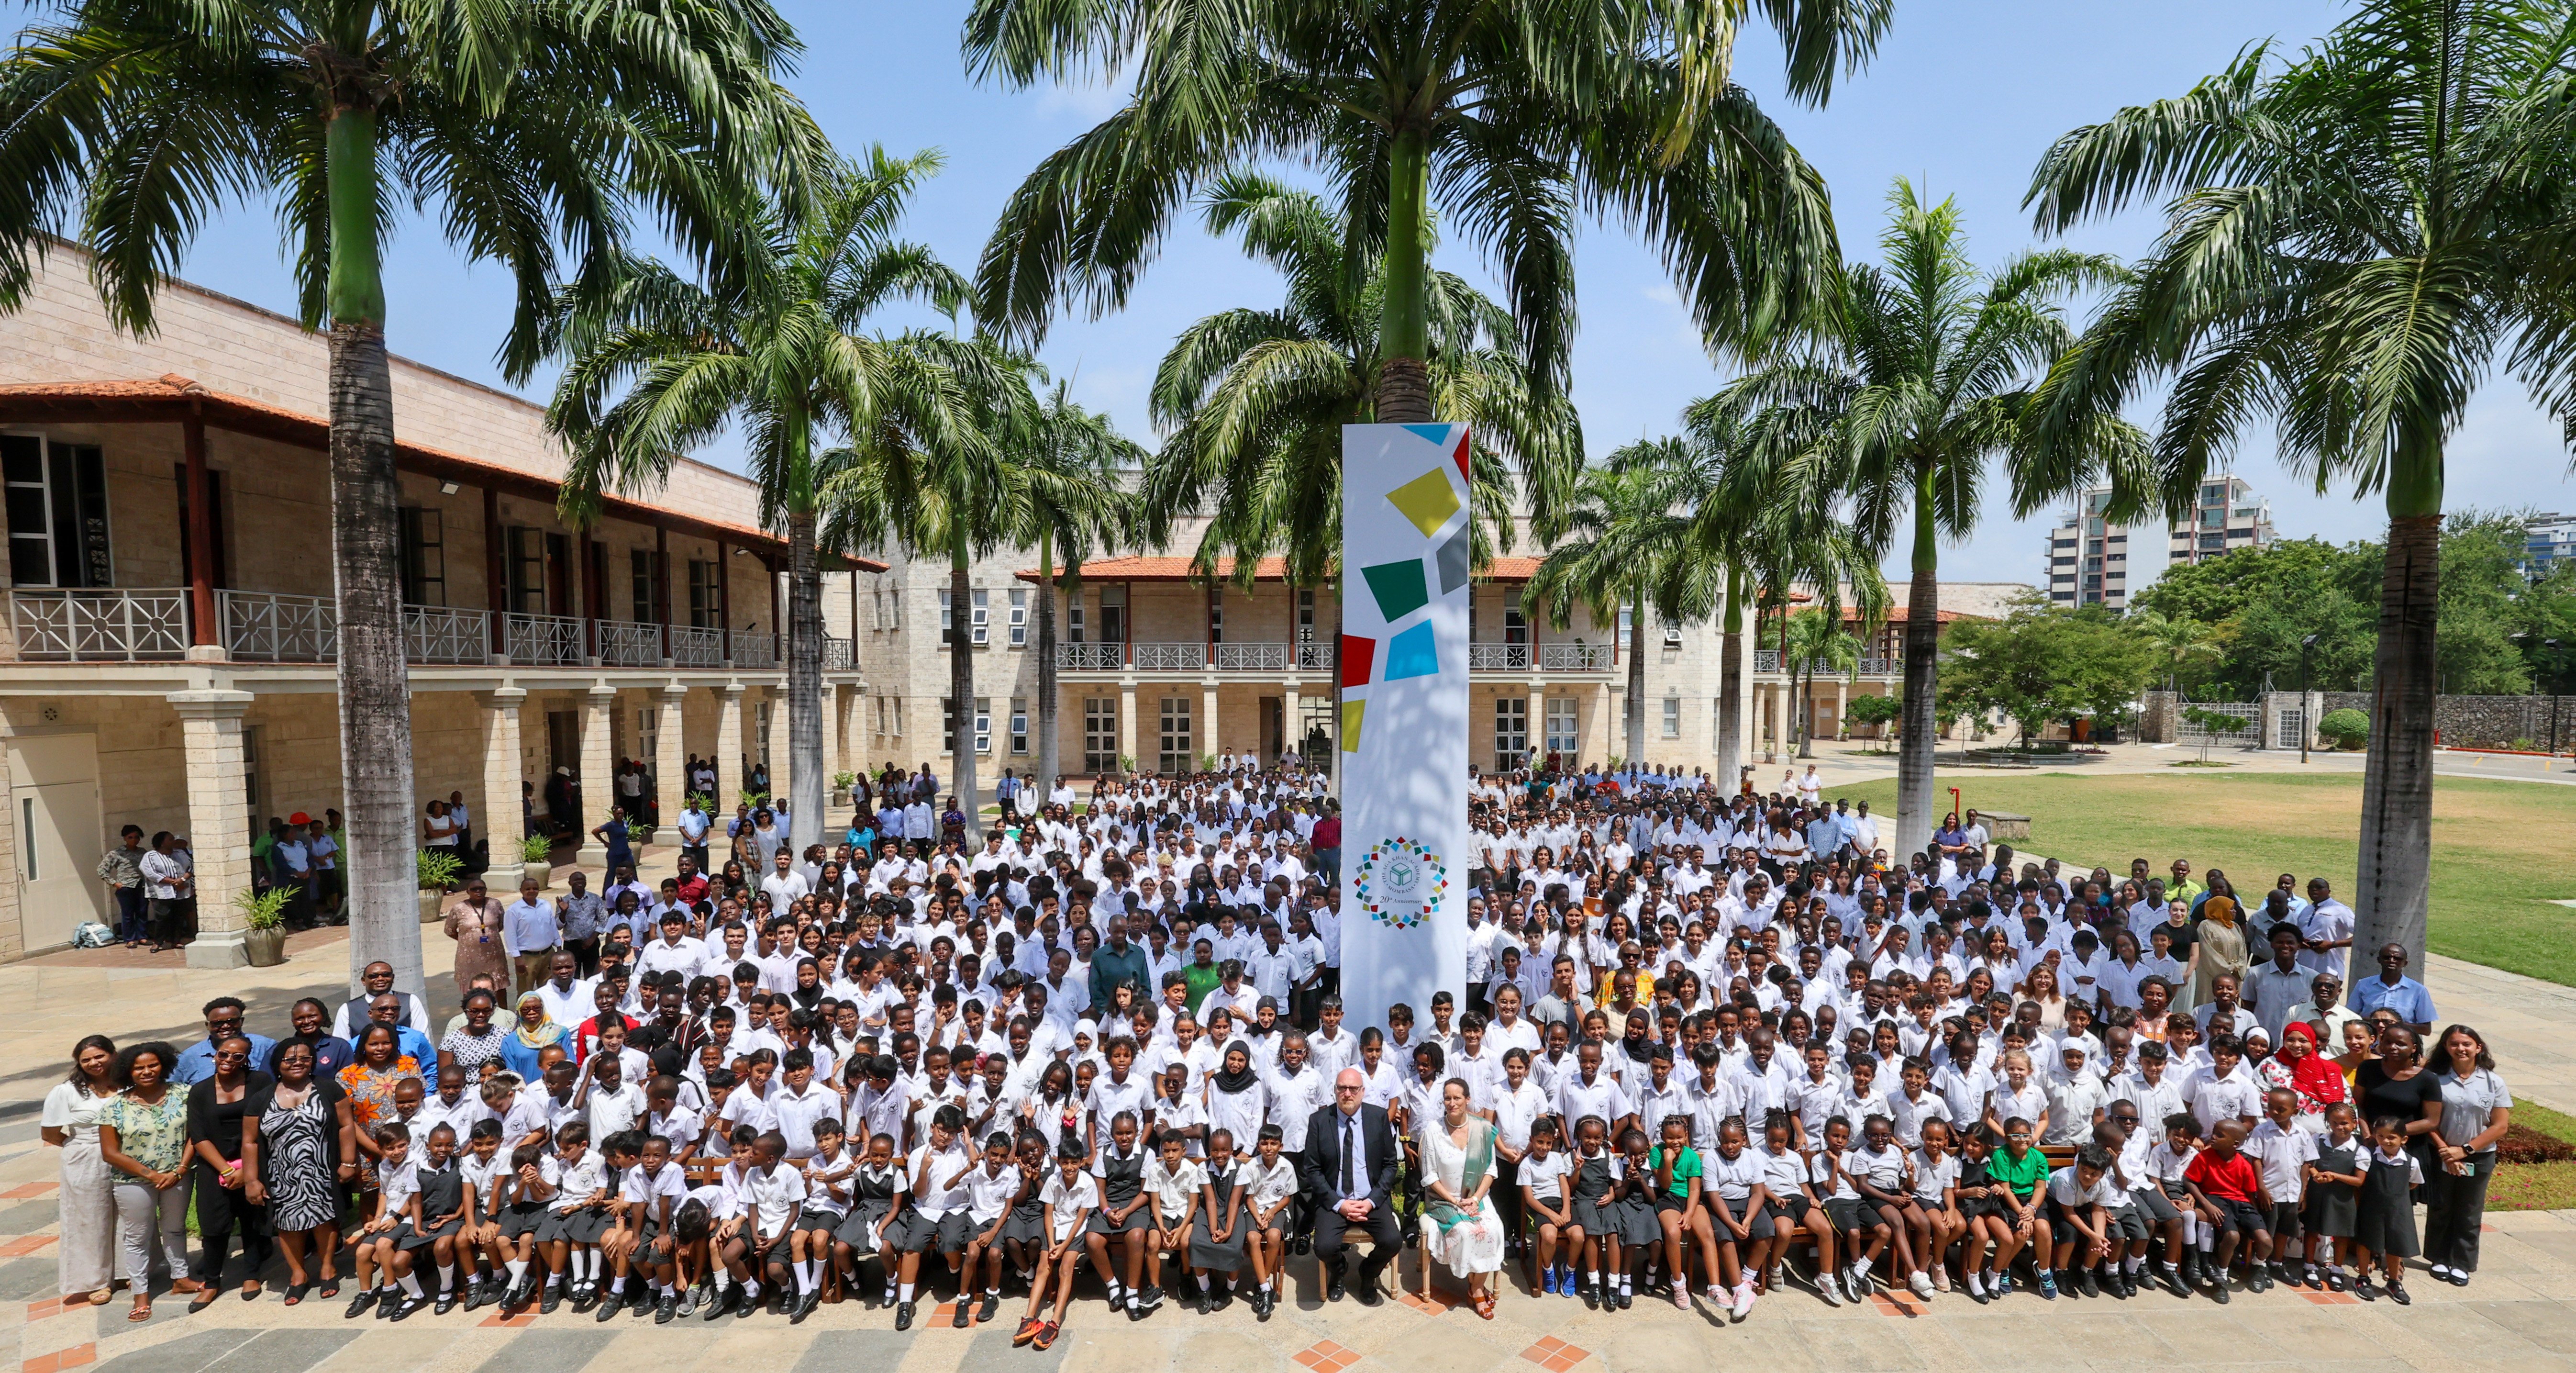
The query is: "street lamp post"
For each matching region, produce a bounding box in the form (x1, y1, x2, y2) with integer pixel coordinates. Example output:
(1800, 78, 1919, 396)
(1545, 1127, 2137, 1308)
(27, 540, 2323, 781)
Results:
(2299, 634, 2320, 765)
(2551, 639, 2565, 757)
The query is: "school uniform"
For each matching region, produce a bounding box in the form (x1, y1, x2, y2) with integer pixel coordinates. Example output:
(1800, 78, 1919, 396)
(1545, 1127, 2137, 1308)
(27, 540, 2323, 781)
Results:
(396, 1161, 466, 1253)
(540, 1151, 613, 1245)
(1703, 1148, 1773, 1240)
(1245, 1156, 1299, 1236)
(1189, 1158, 1249, 1272)
(1567, 1146, 1618, 1237)
(1607, 1155, 1664, 1246)
(621, 1160, 687, 1244)
(2354, 1146, 2422, 1259)
(793, 1149, 854, 1235)
(2248, 1119, 2319, 1243)
(834, 1162, 904, 1254)
(999, 1166, 1051, 1246)
(1042, 1171, 1101, 1245)
(736, 1162, 807, 1262)
(496, 1161, 550, 1240)
(2304, 1135, 2361, 1240)
(961, 1161, 1022, 1246)
(892, 1142, 974, 1253)
(1087, 1140, 1150, 1235)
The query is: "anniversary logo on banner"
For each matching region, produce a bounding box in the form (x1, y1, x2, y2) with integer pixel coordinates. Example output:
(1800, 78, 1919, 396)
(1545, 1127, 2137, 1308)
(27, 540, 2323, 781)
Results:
(1337, 423, 1471, 1021)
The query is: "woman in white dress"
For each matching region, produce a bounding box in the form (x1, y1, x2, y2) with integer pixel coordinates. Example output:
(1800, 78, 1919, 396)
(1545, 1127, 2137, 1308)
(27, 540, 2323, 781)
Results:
(39, 1035, 120, 1304)
(1420, 1078, 1506, 1318)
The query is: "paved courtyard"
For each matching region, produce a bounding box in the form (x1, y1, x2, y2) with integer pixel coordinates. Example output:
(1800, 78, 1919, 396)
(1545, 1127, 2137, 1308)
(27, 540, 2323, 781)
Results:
(4, 921, 2576, 1373)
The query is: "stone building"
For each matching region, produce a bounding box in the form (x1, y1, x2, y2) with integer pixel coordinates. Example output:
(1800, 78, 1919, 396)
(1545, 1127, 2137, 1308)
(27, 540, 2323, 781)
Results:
(0, 252, 877, 965)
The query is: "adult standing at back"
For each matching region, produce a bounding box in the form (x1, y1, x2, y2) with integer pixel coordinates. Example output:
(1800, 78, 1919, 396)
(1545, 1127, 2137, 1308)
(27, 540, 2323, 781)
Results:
(1299, 1067, 1399, 1304)
(502, 876, 561, 998)
(41, 1035, 120, 1306)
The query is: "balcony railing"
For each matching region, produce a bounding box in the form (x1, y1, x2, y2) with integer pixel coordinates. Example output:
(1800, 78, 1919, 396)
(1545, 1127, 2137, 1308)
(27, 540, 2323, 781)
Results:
(505, 611, 585, 667)
(220, 590, 333, 662)
(730, 632, 778, 670)
(595, 618, 661, 668)
(1056, 642, 1125, 670)
(825, 636, 855, 672)
(1541, 643, 1611, 671)
(1469, 642, 1531, 671)
(405, 606, 489, 664)
(1754, 649, 1780, 673)
(1132, 642, 1207, 671)
(1214, 642, 1289, 671)
(1297, 640, 1334, 673)
(1856, 657, 1898, 677)
(671, 625, 723, 668)
(10, 588, 190, 661)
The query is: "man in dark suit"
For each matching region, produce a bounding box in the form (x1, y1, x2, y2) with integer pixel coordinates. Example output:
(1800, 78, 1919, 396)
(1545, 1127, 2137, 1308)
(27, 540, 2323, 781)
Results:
(1299, 1066, 1400, 1303)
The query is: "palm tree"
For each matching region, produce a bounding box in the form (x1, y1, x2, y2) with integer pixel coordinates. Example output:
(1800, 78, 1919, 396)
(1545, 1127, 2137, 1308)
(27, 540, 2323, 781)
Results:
(1716, 179, 2147, 860)
(2022, 0, 2576, 967)
(2129, 609, 2218, 694)
(546, 150, 990, 854)
(1142, 172, 1579, 590)
(0, 0, 818, 994)
(1528, 443, 1711, 768)
(1781, 606, 1863, 757)
(1012, 382, 1141, 795)
(961, 0, 1865, 470)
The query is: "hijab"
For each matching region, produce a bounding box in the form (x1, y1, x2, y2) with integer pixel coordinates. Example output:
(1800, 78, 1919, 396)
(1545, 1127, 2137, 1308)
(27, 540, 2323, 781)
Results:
(2281, 1024, 2346, 1111)
(2199, 894, 2239, 929)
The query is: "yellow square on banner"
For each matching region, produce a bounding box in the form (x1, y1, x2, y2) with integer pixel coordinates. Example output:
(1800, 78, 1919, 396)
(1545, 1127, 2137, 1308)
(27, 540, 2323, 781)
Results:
(1340, 699, 1366, 752)
(1386, 468, 1460, 537)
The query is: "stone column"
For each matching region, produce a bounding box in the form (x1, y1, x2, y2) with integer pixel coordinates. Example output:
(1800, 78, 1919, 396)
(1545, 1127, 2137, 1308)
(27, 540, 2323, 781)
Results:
(1201, 679, 1220, 764)
(1283, 681, 1301, 763)
(1597, 681, 1614, 766)
(1527, 681, 1545, 767)
(766, 686, 791, 807)
(715, 682, 746, 804)
(573, 682, 615, 871)
(655, 683, 688, 841)
(170, 689, 255, 971)
(1118, 680, 1138, 771)
(820, 683, 843, 781)
(476, 687, 528, 892)
(1833, 681, 1848, 742)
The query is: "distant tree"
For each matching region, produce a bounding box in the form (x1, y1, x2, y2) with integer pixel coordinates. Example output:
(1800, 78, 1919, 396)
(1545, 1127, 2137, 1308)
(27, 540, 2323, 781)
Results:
(1845, 692, 1903, 737)
(2181, 705, 2253, 764)
(1938, 600, 2157, 748)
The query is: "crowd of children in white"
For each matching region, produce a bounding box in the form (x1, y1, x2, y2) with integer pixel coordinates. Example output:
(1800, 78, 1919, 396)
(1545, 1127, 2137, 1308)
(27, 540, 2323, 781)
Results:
(41, 764, 2515, 1351)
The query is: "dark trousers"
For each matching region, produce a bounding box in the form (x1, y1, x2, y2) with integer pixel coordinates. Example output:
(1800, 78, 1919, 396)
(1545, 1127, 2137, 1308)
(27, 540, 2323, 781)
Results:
(2423, 1153, 2496, 1271)
(190, 1163, 273, 1284)
(567, 936, 601, 979)
(113, 885, 145, 944)
(1313, 1200, 1399, 1279)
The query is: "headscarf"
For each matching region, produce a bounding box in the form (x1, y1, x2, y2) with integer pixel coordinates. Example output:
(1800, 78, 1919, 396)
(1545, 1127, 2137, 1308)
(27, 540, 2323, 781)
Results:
(2199, 894, 2239, 929)
(2280, 1023, 2346, 1114)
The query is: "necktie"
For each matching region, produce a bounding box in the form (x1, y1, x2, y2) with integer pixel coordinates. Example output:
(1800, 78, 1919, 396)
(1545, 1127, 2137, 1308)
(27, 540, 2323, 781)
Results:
(1341, 1115, 1357, 1195)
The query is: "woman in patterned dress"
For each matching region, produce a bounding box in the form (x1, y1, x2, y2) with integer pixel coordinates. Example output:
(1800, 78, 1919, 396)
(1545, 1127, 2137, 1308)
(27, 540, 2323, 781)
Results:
(244, 1038, 358, 1303)
(96, 1042, 197, 1322)
(336, 1023, 422, 1203)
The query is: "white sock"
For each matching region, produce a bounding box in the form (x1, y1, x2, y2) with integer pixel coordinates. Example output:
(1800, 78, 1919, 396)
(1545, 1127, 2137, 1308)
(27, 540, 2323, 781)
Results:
(1854, 1256, 1871, 1279)
(1586, 1269, 1600, 1287)
(1965, 1270, 1984, 1295)
(1618, 1274, 1632, 1295)
(609, 1275, 625, 1295)
(713, 1269, 733, 1291)
(899, 1282, 915, 1303)
(743, 1278, 760, 1298)
(398, 1273, 423, 1298)
(2125, 1256, 2143, 1273)
(546, 1272, 563, 1288)
(438, 1264, 456, 1292)
(506, 1259, 529, 1281)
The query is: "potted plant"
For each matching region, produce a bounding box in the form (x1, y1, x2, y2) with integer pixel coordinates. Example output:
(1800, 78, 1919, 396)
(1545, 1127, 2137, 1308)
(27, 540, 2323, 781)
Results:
(237, 885, 290, 967)
(832, 771, 857, 807)
(417, 848, 463, 924)
(519, 833, 555, 891)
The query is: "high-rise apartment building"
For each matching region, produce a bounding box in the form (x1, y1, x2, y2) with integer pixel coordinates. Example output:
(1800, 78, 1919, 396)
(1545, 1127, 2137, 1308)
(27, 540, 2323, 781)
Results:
(2044, 485, 2132, 609)
(2519, 512, 2576, 579)
(2169, 474, 2274, 567)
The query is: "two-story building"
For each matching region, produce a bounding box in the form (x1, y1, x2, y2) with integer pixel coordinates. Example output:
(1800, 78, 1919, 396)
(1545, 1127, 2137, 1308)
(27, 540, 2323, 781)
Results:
(0, 250, 877, 966)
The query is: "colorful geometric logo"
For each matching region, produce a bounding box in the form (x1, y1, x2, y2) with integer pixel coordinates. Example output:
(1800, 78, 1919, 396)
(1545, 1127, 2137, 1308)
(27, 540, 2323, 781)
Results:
(1360, 558, 1429, 621)
(1340, 699, 1366, 753)
(1352, 836, 1448, 928)
(1383, 621, 1438, 681)
(1385, 468, 1461, 537)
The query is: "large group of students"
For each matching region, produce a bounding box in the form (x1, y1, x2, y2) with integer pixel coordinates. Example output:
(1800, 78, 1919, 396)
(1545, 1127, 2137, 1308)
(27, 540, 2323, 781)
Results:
(41, 762, 2517, 1351)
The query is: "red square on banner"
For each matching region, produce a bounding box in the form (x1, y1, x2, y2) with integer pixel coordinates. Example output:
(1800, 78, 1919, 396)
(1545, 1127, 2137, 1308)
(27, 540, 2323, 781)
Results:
(1340, 635, 1376, 689)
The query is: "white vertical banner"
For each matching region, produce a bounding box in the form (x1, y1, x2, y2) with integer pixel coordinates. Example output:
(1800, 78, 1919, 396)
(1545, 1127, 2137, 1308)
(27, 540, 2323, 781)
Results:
(1338, 423, 1471, 1028)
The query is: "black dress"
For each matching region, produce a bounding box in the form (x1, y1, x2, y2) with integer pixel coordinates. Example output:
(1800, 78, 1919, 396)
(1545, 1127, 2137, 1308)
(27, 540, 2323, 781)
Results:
(397, 1164, 466, 1251)
(2353, 1147, 2420, 1258)
(2354, 1064, 2444, 1177)
(1087, 1145, 1148, 1234)
(1188, 1163, 1247, 1272)
(2304, 1139, 2360, 1239)
(185, 1072, 275, 1283)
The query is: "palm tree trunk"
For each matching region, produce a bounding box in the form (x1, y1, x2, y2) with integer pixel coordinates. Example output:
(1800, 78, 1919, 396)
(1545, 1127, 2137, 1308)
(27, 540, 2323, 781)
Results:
(1625, 590, 1645, 767)
(948, 528, 981, 825)
(325, 102, 421, 999)
(2355, 505, 2439, 982)
(1375, 127, 1434, 425)
(785, 506, 825, 852)
(1896, 469, 1941, 861)
(1035, 527, 1059, 796)
(1716, 566, 1745, 788)
(1798, 659, 1816, 759)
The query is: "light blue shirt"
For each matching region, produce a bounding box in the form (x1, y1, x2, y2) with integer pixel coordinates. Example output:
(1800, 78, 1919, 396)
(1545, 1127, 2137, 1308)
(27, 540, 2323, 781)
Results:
(2352, 973, 2436, 1026)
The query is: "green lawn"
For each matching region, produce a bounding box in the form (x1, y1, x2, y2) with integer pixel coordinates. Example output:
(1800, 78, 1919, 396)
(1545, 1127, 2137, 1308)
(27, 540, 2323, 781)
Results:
(1832, 770, 2576, 988)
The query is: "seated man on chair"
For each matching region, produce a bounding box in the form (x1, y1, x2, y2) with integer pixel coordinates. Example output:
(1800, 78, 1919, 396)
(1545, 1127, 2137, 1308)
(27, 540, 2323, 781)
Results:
(1300, 1066, 1401, 1304)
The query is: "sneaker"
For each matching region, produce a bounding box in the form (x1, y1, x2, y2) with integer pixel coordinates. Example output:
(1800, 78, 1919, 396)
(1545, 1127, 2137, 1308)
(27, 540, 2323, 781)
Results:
(952, 1299, 971, 1329)
(1133, 1284, 1163, 1314)
(1768, 1261, 1786, 1293)
(978, 1292, 1000, 1324)
(656, 1294, 678, 1324)
(1909, 1271, 1935, 1299)
(2354, 1276, 2377, 1302)
(1673, 1286, 1692, 1310)
(1541, 1268, 1559, 1296)
(2387, 1280, 2410, 1306)
(1989, 1271, 2014, 1298)
(1818, 1276, 1845, 1307)
(2075, 1266, 2099, 1298)
(1731, 1283, 1755, 1321)
(1843, 1267, 1869, 1303)
(2038, 1270, 2059, 1301)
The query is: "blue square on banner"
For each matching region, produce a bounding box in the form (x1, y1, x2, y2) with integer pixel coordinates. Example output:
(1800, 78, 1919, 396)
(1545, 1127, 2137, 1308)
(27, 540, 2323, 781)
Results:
(1383, 621, 1439, 681)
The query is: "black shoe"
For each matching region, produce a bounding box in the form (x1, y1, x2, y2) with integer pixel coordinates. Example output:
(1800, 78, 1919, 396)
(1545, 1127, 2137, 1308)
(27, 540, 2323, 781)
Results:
(2180, 1253, 2202, 1288)
(701, 1285, 734, 1321)
(656, 1294, 678, 1324)
(1580, 1279, 1600, 1310)
(1356, 1279, 1385, 1307)
(1325, 1273, 1347, 1303)
(1256, 1290, 1275, 1321)
(793, 1290, 821, 1324)
(952, 1297, 971, 1328)
(1133, 1285, 1163, 1314)
(389, 1294, 428, 1322)
(2445, 1268, 2471, 1287)
(595, 1292, 621, 1322)
(1292, 1235, 1311, 1256)
(540, 1285, 563, 1315)
(733, 1287, 759, 1318)
(377, 1286, 403, 1318)
(2159, 1264, 2191, 1299)
(978, 1291, 1000, 1324)
(435, 1286, 459, 1316)
(344, 1289, 379, 1320)
(2076, 1267, 2099, 1298)
(895, 1300, 916, 1330)
(2387, 1280, 2410, 1306)
(2207, 1280, 2229, 1305)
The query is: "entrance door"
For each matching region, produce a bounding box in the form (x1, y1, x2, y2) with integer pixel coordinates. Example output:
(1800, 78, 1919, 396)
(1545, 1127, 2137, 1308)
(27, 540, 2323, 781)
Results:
(10, 732, 106, 949)
(1259, 696, 1282, 764)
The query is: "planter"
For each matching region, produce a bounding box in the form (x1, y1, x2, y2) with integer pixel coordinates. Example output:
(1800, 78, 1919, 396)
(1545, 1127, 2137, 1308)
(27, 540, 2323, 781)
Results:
(419, 889, 446, 925)
(524, 862, 552, 892)
(244, 925, 286, 967)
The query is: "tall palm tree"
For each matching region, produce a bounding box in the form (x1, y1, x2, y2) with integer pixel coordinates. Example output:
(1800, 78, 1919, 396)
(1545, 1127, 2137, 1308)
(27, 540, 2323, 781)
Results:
(1142, 172, 1579, 590)
(1012, 381, 1141, 795)
(1528, 443, 1710, 768)
(546, 151, 990, 854)
(2129, 609, 2218, 694)
(0, 0, 818, 994)
(1717, 179, 2147, 860)
(961, 0, 1866, 477)
(1781, 605, 1863, 757)
(2022, 0, 2576, 968)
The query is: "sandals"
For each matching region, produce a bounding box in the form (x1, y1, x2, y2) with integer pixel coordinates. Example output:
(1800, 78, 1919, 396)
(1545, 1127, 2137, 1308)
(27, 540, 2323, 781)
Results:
(281, 1284, 311, 1307)
(1475, 1291, 1499, 1319)
(317, 1279, 342, 1300)
(127, 1300, 153, 1323)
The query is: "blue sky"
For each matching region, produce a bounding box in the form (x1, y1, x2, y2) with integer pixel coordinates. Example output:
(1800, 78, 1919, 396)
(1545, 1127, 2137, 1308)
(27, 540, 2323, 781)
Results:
(72, 0, 2575, 585)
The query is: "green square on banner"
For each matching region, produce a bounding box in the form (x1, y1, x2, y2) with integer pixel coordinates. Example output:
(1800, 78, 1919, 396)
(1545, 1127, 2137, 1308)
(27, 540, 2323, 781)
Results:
(1361, 558, 1429, 622)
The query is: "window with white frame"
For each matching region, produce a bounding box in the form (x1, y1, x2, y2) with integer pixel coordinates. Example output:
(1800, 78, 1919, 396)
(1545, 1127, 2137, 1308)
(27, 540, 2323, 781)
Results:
(976, 697, 993, 754)
(638, 706, 659, 762)
(1297, 588, 1316, 643)
(1544, 697, 1579, 756)
(1084, 697, 1118, 772)
(1662, 607, 1682, 647)
(1068, 592, 1087, 643)
(938, 588, 952, 640)
(1009, 696, 1029, 753)
(1206, 586, 1223, 644)
(971, 588, 990, 646)
(1493, 696, 1528, 770)
(1662, 695, 1680, 738)
(1158, 696, 1192, 773)
(1008, 588, 1028, 647)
